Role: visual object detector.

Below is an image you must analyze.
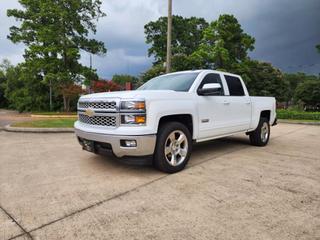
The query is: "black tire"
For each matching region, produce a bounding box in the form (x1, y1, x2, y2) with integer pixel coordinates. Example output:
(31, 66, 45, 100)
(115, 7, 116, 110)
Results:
(154, 122, 192, 173)
(249, 117, 270, 146)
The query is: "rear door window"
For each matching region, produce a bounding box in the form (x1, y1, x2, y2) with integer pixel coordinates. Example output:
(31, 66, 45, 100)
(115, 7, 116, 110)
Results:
(224, 75, 245, 96)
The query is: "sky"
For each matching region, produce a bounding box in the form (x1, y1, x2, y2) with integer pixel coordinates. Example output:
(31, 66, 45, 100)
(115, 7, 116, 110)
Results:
(0, 0, 319, 79)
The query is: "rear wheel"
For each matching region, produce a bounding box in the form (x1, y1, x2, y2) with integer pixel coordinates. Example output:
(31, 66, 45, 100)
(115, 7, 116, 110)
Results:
(154, 122, 192, 173)
(249, 117, 270, 146)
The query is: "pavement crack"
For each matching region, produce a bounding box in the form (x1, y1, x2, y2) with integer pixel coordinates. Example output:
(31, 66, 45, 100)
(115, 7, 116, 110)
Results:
(264, 150, 319, 161)
(0, 205, 33, 240)
(25, 143, 250, 235)
(26, 174, 168, 234)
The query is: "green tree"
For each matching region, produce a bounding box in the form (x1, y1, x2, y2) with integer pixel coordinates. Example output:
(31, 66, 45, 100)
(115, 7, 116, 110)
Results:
(234, 60, 287, 101)
(191, 14, 255, 71)
(282, 73, 311, 106)
(295, 79, 320, 107)
(140, 64, 165, 83)
(5, 64, 51, 112)
(0, 59, 12, 108)
(0, 69, 4, 107)
(145, 16, 208, 64)
(7, 0, 106, 111)
(112, 74, 139, 86)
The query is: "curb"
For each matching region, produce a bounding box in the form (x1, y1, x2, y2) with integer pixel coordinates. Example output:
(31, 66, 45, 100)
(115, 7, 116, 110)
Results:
(31, 114, 77, 118)
(278, 120, 320, 126)
(4, 125, 74, 133)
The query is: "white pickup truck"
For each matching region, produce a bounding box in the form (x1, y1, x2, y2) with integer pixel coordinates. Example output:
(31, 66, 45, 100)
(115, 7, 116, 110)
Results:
(75, 70, 277, 173)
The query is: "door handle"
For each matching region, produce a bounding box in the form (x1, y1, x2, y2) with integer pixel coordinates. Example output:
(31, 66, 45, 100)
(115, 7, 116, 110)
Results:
(245, 101, 251, 105)
(223, 101, 230, 105)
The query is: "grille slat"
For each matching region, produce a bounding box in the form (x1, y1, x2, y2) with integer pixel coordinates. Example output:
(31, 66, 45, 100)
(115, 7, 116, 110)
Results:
(78, 101, 116, 110)
(78, 114, 117, 127)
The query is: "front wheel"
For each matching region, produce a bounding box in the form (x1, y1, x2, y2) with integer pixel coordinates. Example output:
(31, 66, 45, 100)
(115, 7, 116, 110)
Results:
(249, 117, 270, 146)
(154, 122, 192, 173)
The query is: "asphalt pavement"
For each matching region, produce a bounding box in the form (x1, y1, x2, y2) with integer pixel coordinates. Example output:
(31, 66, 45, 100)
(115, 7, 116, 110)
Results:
(0, 123, 319, 240)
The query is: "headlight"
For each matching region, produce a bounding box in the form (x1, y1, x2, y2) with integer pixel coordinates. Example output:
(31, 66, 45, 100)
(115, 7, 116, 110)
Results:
(121, 114, 146, 125)
(120, 100, 145, 111)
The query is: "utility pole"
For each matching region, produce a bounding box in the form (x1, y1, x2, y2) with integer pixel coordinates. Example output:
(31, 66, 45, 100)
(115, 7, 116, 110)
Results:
(166, 0, 172, 73)
(89, 53, 92, 93)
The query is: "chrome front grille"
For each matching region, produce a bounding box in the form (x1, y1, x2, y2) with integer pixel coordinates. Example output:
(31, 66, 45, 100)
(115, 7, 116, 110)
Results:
(78, 99, 119, 127)
(78, 114, 117, 127)
(78, 101, 116, 110)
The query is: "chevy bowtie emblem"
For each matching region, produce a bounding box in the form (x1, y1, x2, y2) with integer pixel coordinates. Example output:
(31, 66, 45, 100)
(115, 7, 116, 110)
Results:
(84, 108, 95, 117)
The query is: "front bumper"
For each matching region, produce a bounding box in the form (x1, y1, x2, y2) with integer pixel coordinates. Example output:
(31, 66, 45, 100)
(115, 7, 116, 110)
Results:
(75, 127, 157, 158)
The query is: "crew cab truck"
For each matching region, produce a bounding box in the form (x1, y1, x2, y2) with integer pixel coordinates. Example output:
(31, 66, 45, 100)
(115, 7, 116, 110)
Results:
(75, 70, 277, 173)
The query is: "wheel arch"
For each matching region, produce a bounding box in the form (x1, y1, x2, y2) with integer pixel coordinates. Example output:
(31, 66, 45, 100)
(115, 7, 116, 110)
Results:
(260, 110, 271, 122)
(157, 114, 194, 139)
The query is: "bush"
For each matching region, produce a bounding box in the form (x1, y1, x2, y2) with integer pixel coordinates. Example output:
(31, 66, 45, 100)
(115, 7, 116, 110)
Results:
(277, 109, 320, 120)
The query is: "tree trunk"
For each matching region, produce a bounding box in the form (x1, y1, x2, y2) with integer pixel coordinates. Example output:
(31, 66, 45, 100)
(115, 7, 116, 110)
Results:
(63, 95, 67, 112)
(66, 97, 70, 112)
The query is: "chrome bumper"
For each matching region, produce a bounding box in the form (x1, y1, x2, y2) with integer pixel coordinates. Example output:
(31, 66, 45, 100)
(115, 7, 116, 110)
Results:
(75, 128, 156, 158)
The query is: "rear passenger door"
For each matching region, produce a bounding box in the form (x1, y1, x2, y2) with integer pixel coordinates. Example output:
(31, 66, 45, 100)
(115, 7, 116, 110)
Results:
(223, 75, 251, 132)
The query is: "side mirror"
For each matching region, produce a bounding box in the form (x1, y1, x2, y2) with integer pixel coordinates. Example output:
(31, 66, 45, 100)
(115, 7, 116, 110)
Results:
(197, 83, 222, 96)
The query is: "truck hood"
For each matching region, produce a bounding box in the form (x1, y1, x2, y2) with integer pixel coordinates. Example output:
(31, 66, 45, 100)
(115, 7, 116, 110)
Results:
(80, 90, 191, 101)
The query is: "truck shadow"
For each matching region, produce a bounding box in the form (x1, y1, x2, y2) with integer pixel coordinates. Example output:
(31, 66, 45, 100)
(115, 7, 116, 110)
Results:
(89, 135, 250, 171)
(190, 135, 250, 166)
(193, 135, 249, 151)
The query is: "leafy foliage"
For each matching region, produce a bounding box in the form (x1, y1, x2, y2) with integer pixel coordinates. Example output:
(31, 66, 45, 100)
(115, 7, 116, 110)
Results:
(0, 59, 12, 108)
(140, 64, 166, 83)
(7, 0, 106, 111)
(191, 14, 255, 71)
(91, 80, 121, 93)
(295, 78, 320, 107)
(4, 64, 49, 112)
(282, 72, 315, 105)
(145, 16, 208, 63)
(235, 60, 288, 101)
(277, 109, 320, 120)
(59, 84, 85, 112)
(112, 74, 139, 86)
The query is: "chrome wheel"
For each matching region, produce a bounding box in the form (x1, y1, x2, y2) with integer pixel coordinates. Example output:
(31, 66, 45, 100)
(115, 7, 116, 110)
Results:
(260, 122, 269, 143)
(164, 130, 188, 167)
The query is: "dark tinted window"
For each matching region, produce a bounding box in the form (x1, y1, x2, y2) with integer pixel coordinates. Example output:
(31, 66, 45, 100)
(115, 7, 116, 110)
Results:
(198, 73, 224, 96)
(225, 75, 245, 96)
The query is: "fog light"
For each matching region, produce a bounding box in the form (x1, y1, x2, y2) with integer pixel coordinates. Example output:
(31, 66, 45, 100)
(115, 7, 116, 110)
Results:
(121, 140, 137, 147)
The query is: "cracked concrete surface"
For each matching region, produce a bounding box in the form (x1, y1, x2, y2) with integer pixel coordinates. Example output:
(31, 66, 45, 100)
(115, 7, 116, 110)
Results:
(0, 124, 319, 240)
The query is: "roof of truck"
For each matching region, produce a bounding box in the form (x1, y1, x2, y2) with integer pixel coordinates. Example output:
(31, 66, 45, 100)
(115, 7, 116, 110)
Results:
(165, 69, 241, 77)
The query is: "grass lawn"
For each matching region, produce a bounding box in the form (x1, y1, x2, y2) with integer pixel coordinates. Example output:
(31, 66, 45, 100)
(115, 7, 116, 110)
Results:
(279, 119, 320, 123)
(12, 118, 77, 128)
(31, 112, 77, 115)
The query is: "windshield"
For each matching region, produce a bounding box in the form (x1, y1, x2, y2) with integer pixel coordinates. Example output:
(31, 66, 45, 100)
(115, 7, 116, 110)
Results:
(138, 72, 199, 92)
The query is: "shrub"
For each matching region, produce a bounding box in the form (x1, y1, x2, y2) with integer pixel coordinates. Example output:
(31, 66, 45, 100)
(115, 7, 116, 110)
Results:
(277, 109, 320, 120)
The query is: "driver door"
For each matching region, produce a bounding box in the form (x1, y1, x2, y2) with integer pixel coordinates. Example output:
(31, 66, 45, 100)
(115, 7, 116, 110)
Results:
(197, 73, 231, 139)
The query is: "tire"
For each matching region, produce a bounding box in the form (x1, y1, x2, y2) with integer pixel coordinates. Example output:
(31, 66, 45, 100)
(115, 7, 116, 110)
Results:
(249, 117, 270, 146)
(154, 122, 192, 173)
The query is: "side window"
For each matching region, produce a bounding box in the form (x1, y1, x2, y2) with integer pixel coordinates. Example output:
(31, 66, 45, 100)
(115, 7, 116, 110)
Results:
(224, 75, 245, 96)
(198, 73, 224, 96)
